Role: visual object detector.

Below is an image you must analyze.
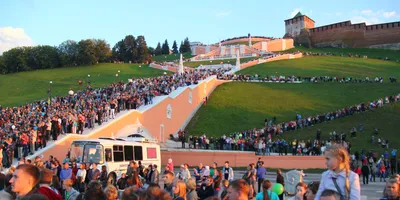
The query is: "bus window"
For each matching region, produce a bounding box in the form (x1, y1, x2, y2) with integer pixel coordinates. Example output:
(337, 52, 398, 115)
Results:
(134, 146, 143, 161)
(83, 144, 104, 164)
(105, 148, 112, 162)
(113, 145, 124, 162)
(147, 147, 157, 159)
(124, 146, 134, 161)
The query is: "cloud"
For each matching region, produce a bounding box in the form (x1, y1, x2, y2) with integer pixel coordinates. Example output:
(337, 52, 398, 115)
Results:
(289, 8, 301, 18)
(351, 16, 380, 25)
(350, 9, 399, 25)
(361, 10, 373, 15)
(215, 11, 231, 18)
(383, 11, 396, 18)
(0, 27, 34, 55)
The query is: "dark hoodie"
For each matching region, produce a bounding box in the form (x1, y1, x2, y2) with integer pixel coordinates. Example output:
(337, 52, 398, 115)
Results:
(37, 186, 62, 200)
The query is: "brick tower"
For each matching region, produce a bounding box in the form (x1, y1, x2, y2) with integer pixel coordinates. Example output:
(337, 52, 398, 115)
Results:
(284, 12, 315, 38)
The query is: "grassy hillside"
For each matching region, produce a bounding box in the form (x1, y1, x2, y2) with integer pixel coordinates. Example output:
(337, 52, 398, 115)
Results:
(0, 63, 169, 107)
(238, 56, 400, 78)
(279, 103, 400, 155)
(185, 82, 400, 138)
(151, 52, 193, 62)
(283, 46, 400, 61)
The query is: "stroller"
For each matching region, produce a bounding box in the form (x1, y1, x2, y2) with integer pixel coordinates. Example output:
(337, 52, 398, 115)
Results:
(284, 169, 305, 196)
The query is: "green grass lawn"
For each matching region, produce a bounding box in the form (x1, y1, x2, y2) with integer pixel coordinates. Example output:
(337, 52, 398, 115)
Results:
(185, 57, 258, 68)
(0, 63, 169, 107)
(283, 46, 400, 61)
(185, 82, 400, 141)
(238, 56, 400, 78)
(279, 103, 400, 155)
(151, 52, 193, 62)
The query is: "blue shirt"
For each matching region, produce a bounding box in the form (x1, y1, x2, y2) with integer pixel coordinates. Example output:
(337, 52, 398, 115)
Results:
(255, 191, 279, 200)
(60, 168, 72, 181)
(256, 167, 266, 179)
(315, 170, 360, 200)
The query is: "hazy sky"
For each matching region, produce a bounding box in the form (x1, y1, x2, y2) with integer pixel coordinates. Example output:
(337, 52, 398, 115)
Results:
(1, 0, 399, 54)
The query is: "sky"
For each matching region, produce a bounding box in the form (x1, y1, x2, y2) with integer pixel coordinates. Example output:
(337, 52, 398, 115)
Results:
(0, 0, 399, 54)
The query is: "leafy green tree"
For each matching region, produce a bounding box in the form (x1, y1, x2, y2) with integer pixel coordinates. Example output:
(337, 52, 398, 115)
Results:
(93, 39, 111, 62)
(112, 40, 126, 61)
(136, 35, 150, 63)
(77, 39, 97, 65)
(2, 47, 29, 73)
(123, 35, 138, 62)
(58, 40, 79, 66)
(179, 41, 184, 53)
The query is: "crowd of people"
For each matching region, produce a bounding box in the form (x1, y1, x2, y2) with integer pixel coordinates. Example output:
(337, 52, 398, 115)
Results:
(0, 68, 231, 170)
(218, 73, 394, 84)
(180, 93, 400, 156)
(0, 144, 399, 200)
(301, 51, 399, 62)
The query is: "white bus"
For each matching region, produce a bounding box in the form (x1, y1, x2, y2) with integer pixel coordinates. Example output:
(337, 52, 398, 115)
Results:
(70, 136, 161, 182)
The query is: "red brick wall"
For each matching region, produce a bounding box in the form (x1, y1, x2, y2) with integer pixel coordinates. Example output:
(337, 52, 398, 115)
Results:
(305, 21, 400, 48)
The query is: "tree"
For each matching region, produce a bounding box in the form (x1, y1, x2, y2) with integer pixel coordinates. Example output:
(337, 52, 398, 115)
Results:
(112, 40, 126, 62)
(179, 41, 184, 53)
(182, 37, 191, 53)
(147, 47, 155, 56)
(77, 39, 97, 65)
(2, 47, 29, 73)
(58, 40, 79, 66)
(161, 39, 170, 55)
(172, 40, 178, 54)
(123, 35, 138, 62)
(93, 39, 111, 62)
(0, 55, 6, 74)
(136, 35, 150, 63)
(154, 42, 162, 56)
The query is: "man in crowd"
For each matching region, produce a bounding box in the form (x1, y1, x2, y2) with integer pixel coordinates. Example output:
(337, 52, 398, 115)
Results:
(256, 161, 267, 193)
(9, 164, 44, 199)
(197, 177, 214, 200)
(37, 168, 62, 200)
(222, 161, 234, 182)
(60, 162, 72, 182)
(162, 171, 174, 197)
(225, 179, 250, 200)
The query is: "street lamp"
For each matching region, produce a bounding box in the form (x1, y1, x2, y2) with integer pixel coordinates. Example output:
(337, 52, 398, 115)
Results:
(87, 74, 91, 86)
(49, 81, 52, 106)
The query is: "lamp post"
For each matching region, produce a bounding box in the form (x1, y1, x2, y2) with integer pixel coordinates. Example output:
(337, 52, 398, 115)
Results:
(87, 74, 91, 87)
(49, 81, 52, 106)
(117, 70, 120, 82)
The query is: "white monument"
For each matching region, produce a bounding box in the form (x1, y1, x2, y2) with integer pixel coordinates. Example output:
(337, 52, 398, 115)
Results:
(236, 50, 241, 70)
(178, 53, 184, 74)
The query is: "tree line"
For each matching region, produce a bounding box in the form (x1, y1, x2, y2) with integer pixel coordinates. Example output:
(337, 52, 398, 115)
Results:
(153, 37, 191, 56)
(0, 35, 192, 74)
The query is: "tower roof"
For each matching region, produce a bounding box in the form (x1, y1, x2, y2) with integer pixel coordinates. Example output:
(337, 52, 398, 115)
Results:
(294, 12, 303, 18)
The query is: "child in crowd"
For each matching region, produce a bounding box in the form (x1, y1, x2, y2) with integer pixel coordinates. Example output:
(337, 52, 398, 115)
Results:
(315, 144, 361, 200)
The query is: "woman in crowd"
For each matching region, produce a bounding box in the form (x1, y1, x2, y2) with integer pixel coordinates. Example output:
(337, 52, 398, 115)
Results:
(76, 163, 87, 192)
(100, 165, 108, 188)
(276, 169, 285, 200)
(173, 180, 187, 200)
(255, 179, 279, 200)
(288, 182, 307, 200)
(186, 178, 199, 200)
(315, 144, 361, 200)
(381, 176, 400, 200)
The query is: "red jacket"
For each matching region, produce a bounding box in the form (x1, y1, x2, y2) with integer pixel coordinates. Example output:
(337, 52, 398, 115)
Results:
(38, 186, 62, 200)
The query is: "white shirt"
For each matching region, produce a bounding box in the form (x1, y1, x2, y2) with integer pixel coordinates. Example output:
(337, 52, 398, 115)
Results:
(77, 169, 87, 182)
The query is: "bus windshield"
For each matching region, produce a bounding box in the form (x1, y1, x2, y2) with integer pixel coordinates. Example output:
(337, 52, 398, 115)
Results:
(83, 144, 104, 164)
(70, 142, 84, 163)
